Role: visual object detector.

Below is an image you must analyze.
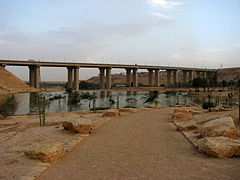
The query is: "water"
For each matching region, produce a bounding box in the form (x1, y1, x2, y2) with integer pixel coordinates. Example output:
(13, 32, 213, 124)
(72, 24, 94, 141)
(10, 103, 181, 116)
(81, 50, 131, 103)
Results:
(2, 90, 209, 115)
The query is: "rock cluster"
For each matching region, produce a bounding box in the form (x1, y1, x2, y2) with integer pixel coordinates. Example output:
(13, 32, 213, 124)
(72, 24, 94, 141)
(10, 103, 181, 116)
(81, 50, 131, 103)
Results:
(173, 107, 240, 158)
(25, 143, 64, 163)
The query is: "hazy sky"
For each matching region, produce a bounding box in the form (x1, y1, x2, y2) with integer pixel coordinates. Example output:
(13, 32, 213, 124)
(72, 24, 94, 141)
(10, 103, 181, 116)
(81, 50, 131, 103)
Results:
(0, 0, 240, 81)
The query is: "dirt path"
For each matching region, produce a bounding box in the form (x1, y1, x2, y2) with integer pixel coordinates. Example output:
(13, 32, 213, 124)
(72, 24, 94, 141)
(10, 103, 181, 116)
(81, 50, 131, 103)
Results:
(39, 108, 240, 180)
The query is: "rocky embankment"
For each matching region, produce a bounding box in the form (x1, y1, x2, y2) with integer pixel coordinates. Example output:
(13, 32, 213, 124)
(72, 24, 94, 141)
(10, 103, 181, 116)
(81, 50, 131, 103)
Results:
(172, 106, 240, 158)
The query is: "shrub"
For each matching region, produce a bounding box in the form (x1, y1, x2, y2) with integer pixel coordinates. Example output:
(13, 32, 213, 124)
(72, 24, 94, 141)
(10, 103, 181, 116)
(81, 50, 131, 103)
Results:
(0, 95, 18, 118)
(202, 102, 216, 109)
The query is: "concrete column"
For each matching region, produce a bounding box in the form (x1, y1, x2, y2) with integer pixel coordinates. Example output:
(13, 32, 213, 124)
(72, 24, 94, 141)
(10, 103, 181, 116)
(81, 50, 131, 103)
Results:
(148, 69, 154, 87)
(182, 70, 187, 83)
(106, 67, 112, 89)
(173, 70, 178, 87)
(166, 70, 172, 87)
(188, 70, 193, 81)
(35, 66, 40, 89)
(99, 68, 105, 89)
(196, 71, 201, 78)
(154, 69, 160, 87)
(207, 71, 214, 79)
(29, 66, 34, 87)
(132, 68, 138, 87)
(67, 67, 73, 89)
(73, 66, 79, 91)
(29, 65, 40, 88)
(126, 68, 132, 87)
(202, 71, 207, 79)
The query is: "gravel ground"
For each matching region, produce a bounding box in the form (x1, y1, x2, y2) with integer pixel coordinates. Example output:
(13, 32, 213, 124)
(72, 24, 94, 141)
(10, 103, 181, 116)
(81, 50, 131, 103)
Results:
(39, 108, 240, 180)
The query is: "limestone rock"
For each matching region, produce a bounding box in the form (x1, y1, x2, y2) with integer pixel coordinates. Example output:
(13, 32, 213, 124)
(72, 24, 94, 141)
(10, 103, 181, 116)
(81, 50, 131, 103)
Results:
(25, 143, 64, 163)
(119, 108, 135, 113)
(177, 120, 198, 131)
(211, 107, 225, 112)
(197, 136, 240, 158)
(102, 111, 120, 118)
(201, 117, 237, 138)
(174, 107, 191, 113)
(62, 121, 94, 134)
(147, 104, 161, 109)
(172, 112, 192, 123)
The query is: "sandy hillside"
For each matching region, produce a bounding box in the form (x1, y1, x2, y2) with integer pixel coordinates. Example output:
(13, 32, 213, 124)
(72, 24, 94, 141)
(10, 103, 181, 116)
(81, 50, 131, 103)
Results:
(0, 67, 36, 94)
(217, 67, 240, 81)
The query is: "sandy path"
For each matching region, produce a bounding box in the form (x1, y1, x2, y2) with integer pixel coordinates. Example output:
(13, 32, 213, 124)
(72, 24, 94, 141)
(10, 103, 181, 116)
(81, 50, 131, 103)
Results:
(39, 108, 240, 180)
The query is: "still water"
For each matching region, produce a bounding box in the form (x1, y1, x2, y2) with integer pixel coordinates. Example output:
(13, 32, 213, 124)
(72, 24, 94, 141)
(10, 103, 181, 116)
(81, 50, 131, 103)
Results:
(5, 90, 209, 115)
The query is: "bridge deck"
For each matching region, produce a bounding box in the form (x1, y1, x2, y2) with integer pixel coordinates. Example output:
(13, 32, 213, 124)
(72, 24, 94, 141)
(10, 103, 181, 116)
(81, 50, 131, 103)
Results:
(0, 59, 216, 72)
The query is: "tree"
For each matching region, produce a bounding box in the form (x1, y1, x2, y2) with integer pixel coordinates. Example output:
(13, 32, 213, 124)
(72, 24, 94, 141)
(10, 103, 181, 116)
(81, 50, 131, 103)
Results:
(192, 77, 202, 91)
(141, 91, 159, 106)
(201, 78, 208, 92)
(222, 80, 227, 91)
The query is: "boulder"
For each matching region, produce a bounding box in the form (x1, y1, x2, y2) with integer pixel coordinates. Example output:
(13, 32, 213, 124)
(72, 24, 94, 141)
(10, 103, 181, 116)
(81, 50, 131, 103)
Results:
(147, 104, 161, 109)
(177, 120, 198, 131)
(102, 111, 120, 118)
(119, 108, 135, 113)
(172, 112, 192, 123)
(62, 121, 94, 134)
(174, 107, 191, 113)
(197, 136, 240, 158)
(211, 107, 225, 112)
(201, 117, 237, 138)
(25, 143, 64, 163)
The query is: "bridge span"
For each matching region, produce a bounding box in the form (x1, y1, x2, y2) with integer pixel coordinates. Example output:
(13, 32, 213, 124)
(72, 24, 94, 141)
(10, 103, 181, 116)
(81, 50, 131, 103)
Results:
(0, 59, 216, 90)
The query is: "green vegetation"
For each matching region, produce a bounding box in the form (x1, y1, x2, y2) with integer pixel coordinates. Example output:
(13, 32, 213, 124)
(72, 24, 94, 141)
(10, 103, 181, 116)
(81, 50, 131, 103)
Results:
(79, 81, 99, 90)
(125, 97, 137, 108)
(106, 96, 115, 108)
(123, 105, 137, 108)
(90, 107, 110, 111)
(142, 91, 159, 105)
(67, 92, 97, 109)
(68, 92, 81, 104)
(202, 94, 216, 111)
(0, 95, 18, 118)
(48, 94, 65, 101)
(37, 93, 48, 126)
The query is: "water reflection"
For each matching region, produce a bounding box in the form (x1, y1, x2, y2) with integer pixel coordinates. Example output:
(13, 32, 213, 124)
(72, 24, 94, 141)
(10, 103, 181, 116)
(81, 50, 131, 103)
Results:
(8, 90, 211, 115)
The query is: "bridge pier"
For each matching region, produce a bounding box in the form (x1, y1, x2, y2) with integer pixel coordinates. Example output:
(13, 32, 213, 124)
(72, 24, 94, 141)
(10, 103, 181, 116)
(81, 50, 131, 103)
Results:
(154, 69, 159, 86)
(166, 70, 172, 87)
(126, 68, 132, 87)
(182, 70, 187, 83)
(173, 70, 178, 87)
(132, 68, 138, 87)
(106, 67, 112, 89)
(195, 71, 201, 78)
(201, 71, 207, 79)
(29, 65, 40, 89)
(67, 67, 74, 89)
(188, 70, 193, 81)
(73, 67, 79, 91)
(99, 68, 105, 89)
(148, 69, 154, 87)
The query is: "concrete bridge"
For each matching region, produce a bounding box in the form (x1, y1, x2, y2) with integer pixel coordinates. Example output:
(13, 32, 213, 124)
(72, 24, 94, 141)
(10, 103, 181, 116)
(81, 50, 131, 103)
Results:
(0, 59, 217, 90)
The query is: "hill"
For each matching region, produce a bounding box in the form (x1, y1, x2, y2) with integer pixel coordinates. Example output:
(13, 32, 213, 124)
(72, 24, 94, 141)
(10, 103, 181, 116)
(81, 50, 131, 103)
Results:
(217, 68, 240, 82)
(0, 67, 36, 94)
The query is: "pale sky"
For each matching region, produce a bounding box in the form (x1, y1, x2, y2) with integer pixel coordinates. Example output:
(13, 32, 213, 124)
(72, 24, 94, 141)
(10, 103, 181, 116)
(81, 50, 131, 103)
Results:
(0, 0, 240, 81)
